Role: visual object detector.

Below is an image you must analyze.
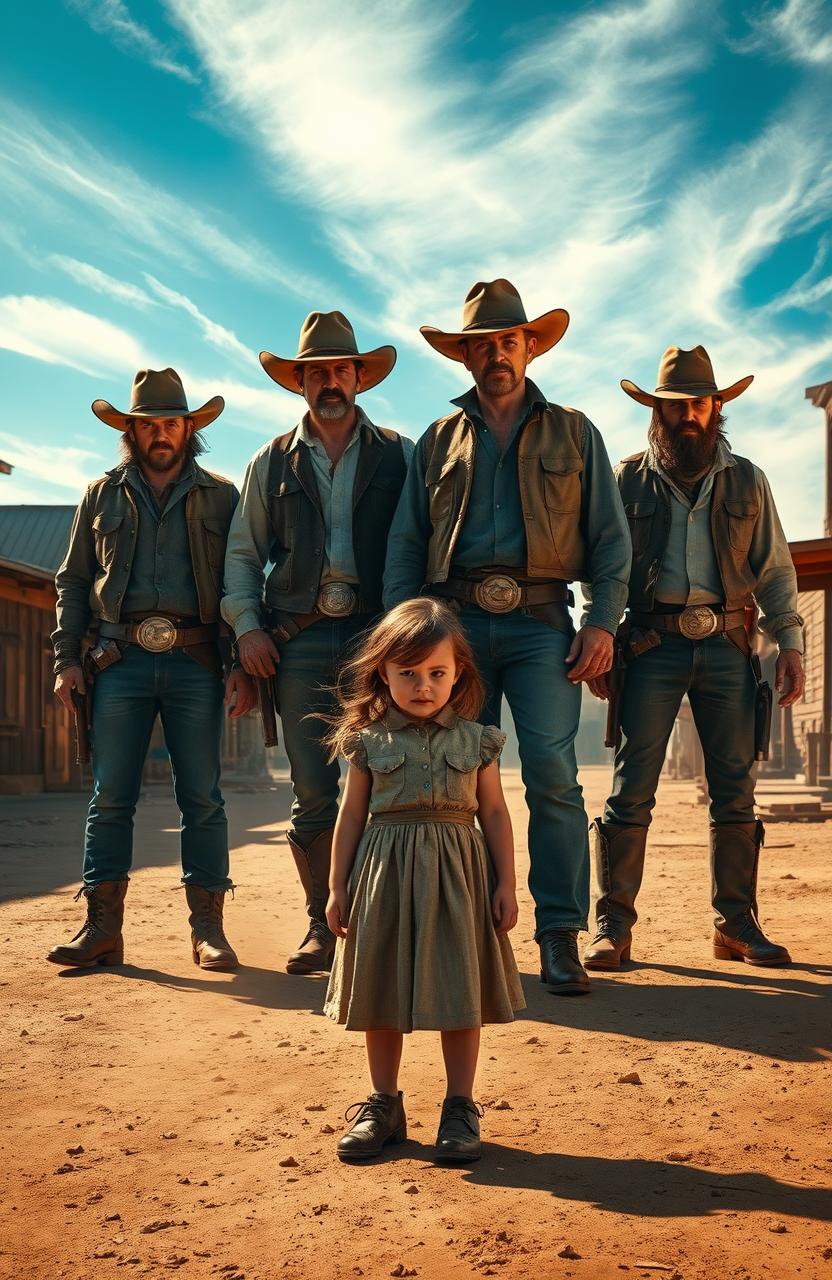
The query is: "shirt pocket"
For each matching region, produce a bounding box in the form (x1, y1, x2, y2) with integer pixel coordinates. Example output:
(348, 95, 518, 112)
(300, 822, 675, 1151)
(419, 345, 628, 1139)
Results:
(366, 750, 407, 805)
(92, 513, 124, 569)
(624, 499, 656, 557)
(724, 499, 758, 554)
(540, 455, 583, 512)
(444, 747, 481, 803)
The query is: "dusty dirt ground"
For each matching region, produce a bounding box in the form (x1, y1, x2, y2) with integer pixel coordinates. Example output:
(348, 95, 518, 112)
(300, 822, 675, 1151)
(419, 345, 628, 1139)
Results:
(1, 766, 831, 1280)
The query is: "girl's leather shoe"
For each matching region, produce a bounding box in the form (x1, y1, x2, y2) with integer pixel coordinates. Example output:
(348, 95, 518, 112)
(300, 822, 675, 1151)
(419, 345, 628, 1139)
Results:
(337, 1091, 407, 1161)
(434, 1096, 483, 1163)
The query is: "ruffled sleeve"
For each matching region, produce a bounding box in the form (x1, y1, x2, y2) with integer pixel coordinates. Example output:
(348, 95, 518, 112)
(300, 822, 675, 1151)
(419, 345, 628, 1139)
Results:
(342, 731, 370, 774)
(479, 725, 506, 768)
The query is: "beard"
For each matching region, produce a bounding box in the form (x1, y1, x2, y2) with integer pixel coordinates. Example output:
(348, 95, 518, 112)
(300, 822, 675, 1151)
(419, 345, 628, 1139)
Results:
(648, 406, 728, 479)
(134, 438, 188, 475)
(313, 388, 351, 420)
(478, 362, 522, 397)
(119, 425, 203, 470)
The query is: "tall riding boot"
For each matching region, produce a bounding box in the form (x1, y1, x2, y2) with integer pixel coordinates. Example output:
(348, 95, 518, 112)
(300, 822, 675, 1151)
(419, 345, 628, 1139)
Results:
(711, 821, 790, 966)
(186, 886, 239, 971)
(584, 819, 648, 970)
(46, 880, 128, 967)
(286, 828, 336, 974)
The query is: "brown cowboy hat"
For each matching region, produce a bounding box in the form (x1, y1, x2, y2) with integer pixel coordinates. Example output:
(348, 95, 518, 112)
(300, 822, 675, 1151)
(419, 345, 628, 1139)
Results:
(420, 278, 569, 362)
(92, 367, 224, 431)
(621, 345, 754, 408)
(260, 310, 396, 394)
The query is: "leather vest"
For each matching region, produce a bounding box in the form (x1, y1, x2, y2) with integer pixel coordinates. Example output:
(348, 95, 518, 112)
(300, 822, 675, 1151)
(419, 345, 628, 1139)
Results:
(83, 464, 236, 623)
(422, 403, 587, 582)
(264, 420, 408, 613)
(617, 451, 760, 611)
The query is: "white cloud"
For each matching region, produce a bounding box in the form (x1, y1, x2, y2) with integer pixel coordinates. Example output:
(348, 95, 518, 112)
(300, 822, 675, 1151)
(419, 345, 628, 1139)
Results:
(735, 0, 832, 67)
(65, 0, 199, 83)
(143, 274, 258, 369)
(0, 295, 145, 376)
(51, 255, 156, 308)
(0, 430, 105, 496)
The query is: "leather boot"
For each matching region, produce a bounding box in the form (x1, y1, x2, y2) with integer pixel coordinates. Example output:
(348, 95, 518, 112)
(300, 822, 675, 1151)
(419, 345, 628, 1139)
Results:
(711, 821, 790, 966)
(435, 1096, 484, 1163)
(337, 1091, 407, 1162)
(286, 829, 336, 974)
(46, 880, 128, 967)
(539, 928, 590, 994)
(584, 819, 648, 970)
(186, 886, 239, 971)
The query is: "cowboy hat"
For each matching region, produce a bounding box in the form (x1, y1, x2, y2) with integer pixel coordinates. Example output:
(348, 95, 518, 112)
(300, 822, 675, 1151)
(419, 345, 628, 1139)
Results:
(420, 278, 569, 362)
(260, 311, 396, 394)
(92, 367, 224, 431)
(621, 345, 754, 408)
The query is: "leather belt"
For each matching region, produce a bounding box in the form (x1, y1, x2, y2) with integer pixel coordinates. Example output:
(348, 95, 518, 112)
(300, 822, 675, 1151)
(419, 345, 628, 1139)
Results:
(631, 605, 746, 640)
(433, 574, 572, 614)
(99, 617, 220, 653)
(316, 581, 363, 618)
(369, 810, 475, 827)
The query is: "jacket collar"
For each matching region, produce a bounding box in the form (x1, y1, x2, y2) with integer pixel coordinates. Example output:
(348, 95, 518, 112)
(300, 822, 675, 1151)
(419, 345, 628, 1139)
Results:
(288, 405, 383, 454)
(105, 459, 216, 488)
(383, 704, 459, 731)
(451, 377, 548, 424)
(645, 436, 736, 481)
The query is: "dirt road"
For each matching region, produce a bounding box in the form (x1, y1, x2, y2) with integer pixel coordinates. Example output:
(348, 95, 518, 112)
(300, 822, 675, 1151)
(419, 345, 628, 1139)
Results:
(2, 767, 830, 1280)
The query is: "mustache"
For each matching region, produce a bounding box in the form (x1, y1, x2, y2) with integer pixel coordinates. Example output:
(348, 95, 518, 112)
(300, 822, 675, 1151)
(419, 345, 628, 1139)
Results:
(317, 388, 347, 401)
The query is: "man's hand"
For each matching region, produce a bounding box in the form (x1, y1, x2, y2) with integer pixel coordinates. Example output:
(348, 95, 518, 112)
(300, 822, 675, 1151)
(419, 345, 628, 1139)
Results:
(565, 625, 614, 684)
(587, 672, 611, 701)
(54, 664, 86, 712)
(775, 648, 804, 708)
(237, 629, 280, 678)
(225, 668, 257, 718)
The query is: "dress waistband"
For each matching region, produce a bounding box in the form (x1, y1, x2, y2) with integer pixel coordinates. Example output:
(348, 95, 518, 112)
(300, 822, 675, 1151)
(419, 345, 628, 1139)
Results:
(369, 810, 475, 827)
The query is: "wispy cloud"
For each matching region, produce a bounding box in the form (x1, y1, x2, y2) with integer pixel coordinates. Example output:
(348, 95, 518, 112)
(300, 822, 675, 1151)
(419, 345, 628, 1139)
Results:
(733, 0, 832, 67)
(51, 255, 156, 308)
(143, 274, 258, 369)
(0, 295, 144, 376)
(65, 0, 198, 83)
(0, 430, 104, 496)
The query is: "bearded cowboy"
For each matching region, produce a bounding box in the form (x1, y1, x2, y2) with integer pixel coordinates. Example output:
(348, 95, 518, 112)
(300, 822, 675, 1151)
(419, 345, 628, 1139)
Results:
(384, 279, 631, 995)
(49, 369, 255, 972)
(222, 311, 413, 975)
(585, 346, 804, 972)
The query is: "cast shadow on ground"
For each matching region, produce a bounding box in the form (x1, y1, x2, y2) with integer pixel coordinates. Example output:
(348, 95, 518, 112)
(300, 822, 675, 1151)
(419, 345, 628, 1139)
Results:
(56, 961, 329, 1013)
(517, 964, 832, 1063)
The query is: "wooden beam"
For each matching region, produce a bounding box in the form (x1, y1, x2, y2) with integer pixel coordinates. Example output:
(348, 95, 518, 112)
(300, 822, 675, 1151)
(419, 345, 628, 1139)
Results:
(0, 571, 56, 611)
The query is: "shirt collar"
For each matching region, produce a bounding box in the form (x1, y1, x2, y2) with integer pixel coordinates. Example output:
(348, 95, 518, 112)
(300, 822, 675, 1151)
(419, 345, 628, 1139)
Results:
(290, 405, 383, 453)
(451, 377, 548, 425)
(125, 459, 195, 493)
(383, 704, 459, 731)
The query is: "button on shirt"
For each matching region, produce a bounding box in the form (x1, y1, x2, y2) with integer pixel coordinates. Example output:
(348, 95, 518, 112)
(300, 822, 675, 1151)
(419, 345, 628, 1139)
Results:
(122, 462, 200, 617)
(297, 414, 362, 586)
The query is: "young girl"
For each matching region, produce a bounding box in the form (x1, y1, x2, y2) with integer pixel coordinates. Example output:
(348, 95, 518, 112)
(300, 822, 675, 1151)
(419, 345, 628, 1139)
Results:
(323, 597, 524, 1164)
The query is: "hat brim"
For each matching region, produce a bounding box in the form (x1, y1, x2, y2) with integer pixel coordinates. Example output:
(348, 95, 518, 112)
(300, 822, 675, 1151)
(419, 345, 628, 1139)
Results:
(91, 395, 225, 431)
(620, 375, 754, 408)
(419, 307, 570, 362)
(259, 345, 397, 394)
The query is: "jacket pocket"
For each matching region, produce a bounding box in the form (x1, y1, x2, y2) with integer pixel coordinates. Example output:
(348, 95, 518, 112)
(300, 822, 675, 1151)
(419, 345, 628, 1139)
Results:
(366, 750, 407, 804)
(425, 454, 459, 524)
(540, 455, 583, 512)
(724, 499, 757, 554)
(92, 513, 124, 568)
(201, 517, 227, 586)
(268, 473, 303, 532)
(624, 499, 656, 556)
(445, 747, 480, 803)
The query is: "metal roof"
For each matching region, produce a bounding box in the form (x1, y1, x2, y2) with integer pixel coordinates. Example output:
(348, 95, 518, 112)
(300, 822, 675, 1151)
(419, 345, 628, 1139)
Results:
(0, 505, 76, 576)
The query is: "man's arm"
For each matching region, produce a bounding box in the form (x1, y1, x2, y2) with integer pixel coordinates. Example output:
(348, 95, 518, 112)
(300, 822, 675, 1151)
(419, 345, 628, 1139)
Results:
(220, 448, 273, 640)
(52, 489, 96, 674)
(383, 430, 432, 609)
(578, 419, 631, 635)
(748, 467, 804, 708)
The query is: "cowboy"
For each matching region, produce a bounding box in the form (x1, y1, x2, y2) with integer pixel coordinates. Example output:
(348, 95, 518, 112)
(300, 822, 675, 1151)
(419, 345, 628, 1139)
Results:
(384, 279, 631, 995)
(585, 346, 804, 971)
(222, 311, 413, 975)
(49, 369, 255, 972)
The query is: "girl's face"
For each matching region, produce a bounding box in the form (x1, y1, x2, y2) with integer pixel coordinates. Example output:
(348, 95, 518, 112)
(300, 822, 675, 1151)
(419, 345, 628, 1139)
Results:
(380, 637, 459, 720)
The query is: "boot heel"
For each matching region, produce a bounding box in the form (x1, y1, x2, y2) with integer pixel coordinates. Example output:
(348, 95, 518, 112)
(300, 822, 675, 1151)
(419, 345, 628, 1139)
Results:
(388, 1124, 408, 1145)
(192, 946, 201, 966)
(713, 944, 734, 960)
(98, 946, 123, 966)
(620, 943, 632, 963)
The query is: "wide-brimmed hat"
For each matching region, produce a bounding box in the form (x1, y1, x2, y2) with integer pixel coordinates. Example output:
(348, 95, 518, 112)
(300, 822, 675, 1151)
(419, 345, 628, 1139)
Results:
(260, 311, 396, 394)
(621, 345, 754, 408)
(420, 278, 569, 362)
(92, 368, 224, 431)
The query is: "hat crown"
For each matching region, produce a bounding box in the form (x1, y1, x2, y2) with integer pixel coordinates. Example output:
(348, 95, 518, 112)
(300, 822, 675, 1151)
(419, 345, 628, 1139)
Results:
(129, 368, 190, 414)
(461, 278, 528, 332)
(655, 345, 718, 394)
(296, 311, 359, 361)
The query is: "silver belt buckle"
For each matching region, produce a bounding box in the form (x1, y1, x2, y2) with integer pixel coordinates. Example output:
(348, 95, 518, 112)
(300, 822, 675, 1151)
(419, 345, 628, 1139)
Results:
(473, 574, 522, 614)
(317, 582, 357, 618)
(135, 615, 178, 652)
(678, 605, 719, 640)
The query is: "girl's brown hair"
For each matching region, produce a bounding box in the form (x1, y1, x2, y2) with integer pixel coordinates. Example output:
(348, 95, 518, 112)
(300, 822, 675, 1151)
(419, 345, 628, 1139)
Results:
(325, 598, 484, 761)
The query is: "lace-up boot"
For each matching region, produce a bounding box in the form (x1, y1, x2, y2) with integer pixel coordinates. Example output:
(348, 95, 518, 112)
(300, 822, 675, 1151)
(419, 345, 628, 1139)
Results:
(539, 928, 590, 994)
(46, 880, 128, 967)
(286, 829, 336, 974)
(186, 886, 238, 970)
(435, 1096, 484, 1163)
(711, 821, 790, 965)
(337, 1091, 407, 1162)
(585, 819, 648, 970)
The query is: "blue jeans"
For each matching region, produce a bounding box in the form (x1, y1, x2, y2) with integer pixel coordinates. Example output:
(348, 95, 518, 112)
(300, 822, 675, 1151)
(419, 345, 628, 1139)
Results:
(276, 616, 371, 838)
(83, 645, 230, 890)
(606, 633, 757, 827)
(461, 608, 588, 937)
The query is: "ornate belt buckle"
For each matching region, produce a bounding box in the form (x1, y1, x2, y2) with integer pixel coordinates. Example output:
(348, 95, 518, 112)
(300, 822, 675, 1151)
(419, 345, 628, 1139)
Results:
(473, 574, 522, 614)
(317, 582, 357, 618)
(135, 615, 177, 652)
(678, 605, 719, 640)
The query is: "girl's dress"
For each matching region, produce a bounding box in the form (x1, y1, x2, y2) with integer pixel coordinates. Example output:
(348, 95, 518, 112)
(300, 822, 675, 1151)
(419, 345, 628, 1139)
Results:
(324, 706, 525, 1032)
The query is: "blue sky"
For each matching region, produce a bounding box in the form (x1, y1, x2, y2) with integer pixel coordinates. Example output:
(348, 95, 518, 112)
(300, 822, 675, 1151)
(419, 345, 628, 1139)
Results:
(1, 0, 830, 538)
